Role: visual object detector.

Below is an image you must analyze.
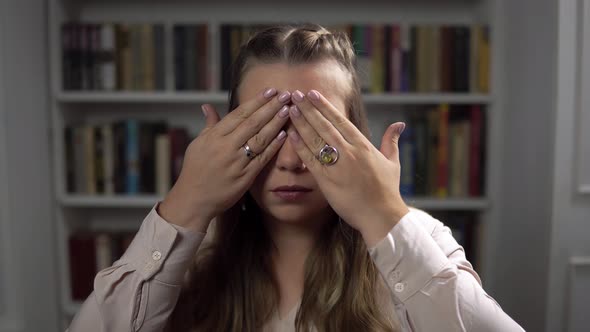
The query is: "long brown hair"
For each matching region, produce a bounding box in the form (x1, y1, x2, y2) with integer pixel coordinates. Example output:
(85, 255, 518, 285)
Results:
(169, 23, 399, 332)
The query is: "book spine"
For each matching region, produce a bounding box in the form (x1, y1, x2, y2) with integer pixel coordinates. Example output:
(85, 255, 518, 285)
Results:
(185, 26, 197, 90)
(68, 233, 96, 300)
(64, 127, 75, 193)
(100, 23, 116, 90)
(113, 121, 126, 193)
(140, 24, 155, 91)
(469, 25, 479, 93)
(101, 124, 114, 195)
(478, 26, 491, 93)
(125, 120, 139, 194)
(469, 105, 483, 196)
(436, 104, 450, 197)
(440, 26, 453, 92)
(400, 24, 410, 92)
(95, 233, 113, 272)
(174, 25, 186, 90)
(154, 24, 166, 91)
(399, 126, 415, 196)
(83, 125, 96, 194)
(94, 126, 105, 194)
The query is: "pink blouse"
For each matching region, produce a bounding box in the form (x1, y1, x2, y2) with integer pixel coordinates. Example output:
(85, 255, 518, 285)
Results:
(66, 204, 525, 331)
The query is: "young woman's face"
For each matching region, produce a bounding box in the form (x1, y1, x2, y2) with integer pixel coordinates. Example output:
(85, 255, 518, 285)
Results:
(238, 60, 351, 226)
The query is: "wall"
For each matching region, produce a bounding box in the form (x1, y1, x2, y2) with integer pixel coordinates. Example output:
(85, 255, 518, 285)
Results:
(0, 0, 60, 331)
(493, 0, 557, 331)
(546, 0, 590, 330)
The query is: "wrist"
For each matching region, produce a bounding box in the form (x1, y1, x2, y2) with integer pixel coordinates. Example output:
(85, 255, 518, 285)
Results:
(158, 186, 211, 233)
(361, 204, 410, 248)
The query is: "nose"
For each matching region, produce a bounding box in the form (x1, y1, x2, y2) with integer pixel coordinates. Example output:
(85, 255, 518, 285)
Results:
(275, 127, 307, 172)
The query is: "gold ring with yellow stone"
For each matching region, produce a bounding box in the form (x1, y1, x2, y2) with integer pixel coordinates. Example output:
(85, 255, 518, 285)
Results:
(318, 144, 339, 165)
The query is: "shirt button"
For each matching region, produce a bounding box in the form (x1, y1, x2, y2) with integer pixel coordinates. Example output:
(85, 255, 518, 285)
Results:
(394, 282, 405, 293)
(152, 250, 162, 261)
(144, 262, 154, 272)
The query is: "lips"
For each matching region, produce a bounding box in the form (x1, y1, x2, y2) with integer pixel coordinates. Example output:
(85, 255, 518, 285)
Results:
(271, 185, 312, 192)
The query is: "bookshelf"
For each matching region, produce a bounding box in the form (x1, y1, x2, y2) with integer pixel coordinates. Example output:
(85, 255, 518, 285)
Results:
(49, 0, 501, 328)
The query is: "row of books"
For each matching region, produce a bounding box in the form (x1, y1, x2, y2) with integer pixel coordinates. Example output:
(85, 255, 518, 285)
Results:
(64, 121, 191, 195)
(399, 104, 485, 197)
(61, 22, 490, 94)
(68, 231, 135, 300)
(61, 23, 210, 91)
(220, 24, 490, 93)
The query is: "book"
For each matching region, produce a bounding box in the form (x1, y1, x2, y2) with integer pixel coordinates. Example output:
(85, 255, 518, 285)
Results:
(125, 120, 140, 194)
(436, 104, 450, 197)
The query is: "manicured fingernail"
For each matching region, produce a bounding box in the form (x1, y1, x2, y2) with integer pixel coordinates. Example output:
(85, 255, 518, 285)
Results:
(264, 87, 277, 98)
(288, 130, 301, 142)
(277, 130, 287, 141)
(289, 105, 301, 117)
(307, 90, 320, 101)
(278, 105, 289, 118)
(397, 122, 406, 135)
(201, 105, 207, 117)
(278, 91, 291, 103)
(292, 90, 304, 102)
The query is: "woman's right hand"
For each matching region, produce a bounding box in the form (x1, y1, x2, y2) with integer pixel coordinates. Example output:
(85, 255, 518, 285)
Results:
(158, 88, 292, 232)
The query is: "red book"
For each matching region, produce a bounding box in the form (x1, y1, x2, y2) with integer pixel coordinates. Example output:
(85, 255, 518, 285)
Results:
(469, 105, 483, 196)
(68, 232, 97, 301)
(436, 104, 450, 198)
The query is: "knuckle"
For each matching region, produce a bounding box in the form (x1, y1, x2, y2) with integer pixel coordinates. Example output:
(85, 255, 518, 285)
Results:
(312, 135, 325, 150)
(252, 134, 268, 149)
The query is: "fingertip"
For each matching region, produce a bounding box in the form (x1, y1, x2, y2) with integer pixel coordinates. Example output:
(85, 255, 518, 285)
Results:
(288, 130, 301, 143)
(397, 122, 406, 136)
(307, 89, 320, 101)
(201, 104, 208, 117)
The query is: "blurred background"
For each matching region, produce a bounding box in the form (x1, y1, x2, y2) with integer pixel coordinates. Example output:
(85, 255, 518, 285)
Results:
(0, 0, 589, 331)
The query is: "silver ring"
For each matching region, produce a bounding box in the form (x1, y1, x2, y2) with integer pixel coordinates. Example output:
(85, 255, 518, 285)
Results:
(242, 143, 258, 160)
(318, 144, 339, 165)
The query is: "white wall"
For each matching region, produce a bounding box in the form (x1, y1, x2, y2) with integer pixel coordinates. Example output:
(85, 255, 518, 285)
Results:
(493, 0, 557, 331)
(0, 0, 60, 331)
(546, 0, 590, 330)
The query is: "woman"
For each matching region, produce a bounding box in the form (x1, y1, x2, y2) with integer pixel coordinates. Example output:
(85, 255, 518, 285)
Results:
(67, 24, 524, 331)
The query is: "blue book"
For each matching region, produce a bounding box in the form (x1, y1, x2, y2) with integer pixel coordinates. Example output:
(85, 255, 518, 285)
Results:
(399, 126, 416, 196)
(126, 119, 139, 194)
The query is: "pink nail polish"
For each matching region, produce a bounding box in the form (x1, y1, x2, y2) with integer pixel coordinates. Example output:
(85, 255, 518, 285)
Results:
(293, 90, 304, 102)
(264, 88, 277, 98)
(288, 130, 301, 142)
(278, 91, 291, 103)
(397, 123, 406, 135)
(278, 105, 289, 118)
(277, 130, 287, 141)
(308, 90, 320, 101)
(290, 105, 301, 117)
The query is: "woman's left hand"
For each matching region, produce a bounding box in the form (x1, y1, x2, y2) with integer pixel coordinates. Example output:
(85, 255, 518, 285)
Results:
(288, 89, 410, 247)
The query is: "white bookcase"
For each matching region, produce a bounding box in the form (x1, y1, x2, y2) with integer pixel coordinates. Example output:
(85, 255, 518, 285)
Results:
(48, 0, 502, 328)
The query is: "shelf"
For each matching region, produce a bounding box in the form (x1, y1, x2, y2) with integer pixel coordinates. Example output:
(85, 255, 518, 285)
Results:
(56, 91, 491, 105)
(60, 194, 163, 208)
(59, 194, 489, 211)
(404, 197, 490, 210)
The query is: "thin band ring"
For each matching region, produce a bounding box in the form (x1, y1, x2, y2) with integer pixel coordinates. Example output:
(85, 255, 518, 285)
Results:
(242, 143, 258, 160)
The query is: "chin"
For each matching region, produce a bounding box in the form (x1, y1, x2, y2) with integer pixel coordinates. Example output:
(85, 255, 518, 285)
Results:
(254, 199, 331, 226)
